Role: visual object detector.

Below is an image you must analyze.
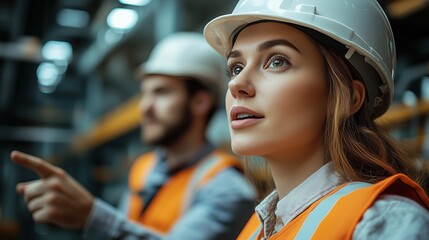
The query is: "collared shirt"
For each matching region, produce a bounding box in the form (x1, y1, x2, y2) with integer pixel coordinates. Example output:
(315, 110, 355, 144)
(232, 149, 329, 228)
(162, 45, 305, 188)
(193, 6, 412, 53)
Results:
(255, 162, 429, 240)
(83, 144, 256, 240)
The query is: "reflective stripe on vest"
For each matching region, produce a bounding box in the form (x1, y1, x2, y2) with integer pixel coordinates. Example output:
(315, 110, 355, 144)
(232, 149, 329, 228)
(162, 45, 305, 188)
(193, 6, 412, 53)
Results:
(249, 224, 263, 240)
(295, 182, 371, 239)
(127, 150, 242, 234)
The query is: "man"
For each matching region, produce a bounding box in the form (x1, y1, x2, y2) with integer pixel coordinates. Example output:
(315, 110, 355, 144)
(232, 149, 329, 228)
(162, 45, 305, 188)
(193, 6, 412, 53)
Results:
(11, 32, 255, 239)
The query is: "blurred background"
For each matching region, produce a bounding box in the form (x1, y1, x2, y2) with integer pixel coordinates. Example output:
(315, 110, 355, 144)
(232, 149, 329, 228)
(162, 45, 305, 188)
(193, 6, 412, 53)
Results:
(0, 0, 428, 239)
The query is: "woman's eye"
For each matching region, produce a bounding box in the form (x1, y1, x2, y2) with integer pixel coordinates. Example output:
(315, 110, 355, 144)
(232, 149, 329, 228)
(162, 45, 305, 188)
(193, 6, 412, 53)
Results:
(267, 56, 290, 69)
(233, 66, 243, 75)
(226, 64, 243, 78)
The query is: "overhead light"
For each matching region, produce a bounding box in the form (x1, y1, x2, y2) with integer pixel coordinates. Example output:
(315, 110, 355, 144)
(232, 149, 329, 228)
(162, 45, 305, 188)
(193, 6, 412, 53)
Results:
(119, 0, 152, 7)
(56, 9, 90, 28)
(37, 63, 59, 86)
(104, 29, 124, 45)
(402, 90, 417, 107)
(421, 77, 429, 100)
(41, 41, 73, 63)
(37, 63, 61, 93)
(106, 8, 138, 32)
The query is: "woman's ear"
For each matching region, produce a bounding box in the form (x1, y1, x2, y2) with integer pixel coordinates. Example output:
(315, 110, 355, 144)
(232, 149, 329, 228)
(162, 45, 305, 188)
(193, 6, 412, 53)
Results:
(350, 80, 366, 115)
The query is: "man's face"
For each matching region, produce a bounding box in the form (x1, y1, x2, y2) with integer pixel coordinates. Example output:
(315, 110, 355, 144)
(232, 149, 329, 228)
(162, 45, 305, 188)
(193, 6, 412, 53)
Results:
(139, 75, 192, 147)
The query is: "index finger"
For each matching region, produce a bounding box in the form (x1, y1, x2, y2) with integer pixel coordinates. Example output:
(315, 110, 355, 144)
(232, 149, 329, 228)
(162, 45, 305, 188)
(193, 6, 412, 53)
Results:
(11, 151, 57, 178)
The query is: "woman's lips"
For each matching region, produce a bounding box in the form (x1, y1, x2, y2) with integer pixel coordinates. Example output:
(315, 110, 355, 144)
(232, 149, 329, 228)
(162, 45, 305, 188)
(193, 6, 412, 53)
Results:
(230, 106, 264, 130)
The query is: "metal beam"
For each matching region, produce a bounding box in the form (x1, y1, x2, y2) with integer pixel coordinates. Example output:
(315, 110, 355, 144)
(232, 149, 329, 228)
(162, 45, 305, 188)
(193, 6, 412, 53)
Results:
(0, 126, 74, 144)
(0, 0, 30, 112)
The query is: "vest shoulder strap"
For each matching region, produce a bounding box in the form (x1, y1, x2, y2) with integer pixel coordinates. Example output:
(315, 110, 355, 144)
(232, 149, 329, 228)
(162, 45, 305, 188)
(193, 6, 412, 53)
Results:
(182, 150, 243, 211)
(295, 182, 371, 239)
(197, 150, 242, 187)
(128, 152, 157, 191)
(127, 152, 157, 221)
(237, 213, 263, 240)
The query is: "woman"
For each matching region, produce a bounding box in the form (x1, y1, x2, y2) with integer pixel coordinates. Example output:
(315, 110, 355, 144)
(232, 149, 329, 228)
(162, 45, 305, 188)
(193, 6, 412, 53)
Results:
(204, 0, 429, 239)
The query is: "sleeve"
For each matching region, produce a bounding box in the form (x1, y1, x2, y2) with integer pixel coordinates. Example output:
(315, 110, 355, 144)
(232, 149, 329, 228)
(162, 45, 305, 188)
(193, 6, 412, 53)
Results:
(353, 194, 429, 240)
(165, 168, 256, 240)
(83, 198, 164, 240)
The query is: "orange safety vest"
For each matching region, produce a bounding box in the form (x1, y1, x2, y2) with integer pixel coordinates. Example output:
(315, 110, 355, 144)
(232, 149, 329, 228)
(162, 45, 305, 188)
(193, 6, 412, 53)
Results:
(238, 174, 429, 240)
(127, 149, 242, 234)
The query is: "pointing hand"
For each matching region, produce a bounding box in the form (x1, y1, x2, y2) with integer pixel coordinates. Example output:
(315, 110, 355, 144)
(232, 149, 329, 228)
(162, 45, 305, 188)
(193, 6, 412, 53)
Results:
(11, 151, 94, 230)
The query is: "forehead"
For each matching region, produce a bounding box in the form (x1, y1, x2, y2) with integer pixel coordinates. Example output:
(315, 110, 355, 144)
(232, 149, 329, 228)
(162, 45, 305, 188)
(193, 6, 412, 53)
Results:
(232, 21, 315, 52)
(141, 75, 185, 90)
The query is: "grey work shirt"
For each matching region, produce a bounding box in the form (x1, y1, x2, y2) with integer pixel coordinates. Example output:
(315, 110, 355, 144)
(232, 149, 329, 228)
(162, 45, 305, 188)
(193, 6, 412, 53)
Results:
(255, 163, 429, 240)
(83, 144, 256, 240)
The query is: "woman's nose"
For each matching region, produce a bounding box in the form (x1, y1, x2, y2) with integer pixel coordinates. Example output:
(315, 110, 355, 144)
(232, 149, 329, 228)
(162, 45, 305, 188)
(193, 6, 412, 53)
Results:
(228, 69, 256, 99)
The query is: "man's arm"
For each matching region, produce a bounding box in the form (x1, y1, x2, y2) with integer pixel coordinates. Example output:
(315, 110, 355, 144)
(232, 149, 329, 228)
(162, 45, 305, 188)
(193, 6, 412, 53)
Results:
(12, 151, 255, 240)
(83, 198, 164, 240)
(11, 150, 165, 239)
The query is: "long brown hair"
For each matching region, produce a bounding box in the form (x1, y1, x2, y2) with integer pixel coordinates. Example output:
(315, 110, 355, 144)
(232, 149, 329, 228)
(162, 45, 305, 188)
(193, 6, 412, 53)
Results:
(318, 42, 424, 185)
(244, 156, 274, 201)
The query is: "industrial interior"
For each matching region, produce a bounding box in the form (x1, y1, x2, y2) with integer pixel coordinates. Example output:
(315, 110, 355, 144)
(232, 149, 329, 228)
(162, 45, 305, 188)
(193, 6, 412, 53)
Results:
(1, 0, 429, 239)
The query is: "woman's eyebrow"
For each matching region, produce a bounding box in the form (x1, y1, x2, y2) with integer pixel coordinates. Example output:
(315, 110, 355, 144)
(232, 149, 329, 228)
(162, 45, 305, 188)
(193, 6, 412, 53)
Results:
(258, 39, 300, 53)
(227, 50, 241, 60)
(227, 38, 300, 60)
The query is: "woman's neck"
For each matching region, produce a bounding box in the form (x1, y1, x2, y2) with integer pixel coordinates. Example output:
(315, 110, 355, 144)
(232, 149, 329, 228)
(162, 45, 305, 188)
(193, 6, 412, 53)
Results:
(264, 142, 326, 199)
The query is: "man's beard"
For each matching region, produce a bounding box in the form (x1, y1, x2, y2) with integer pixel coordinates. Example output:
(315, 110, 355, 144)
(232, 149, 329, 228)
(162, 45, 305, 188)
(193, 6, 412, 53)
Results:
(142, 103, 192, 147)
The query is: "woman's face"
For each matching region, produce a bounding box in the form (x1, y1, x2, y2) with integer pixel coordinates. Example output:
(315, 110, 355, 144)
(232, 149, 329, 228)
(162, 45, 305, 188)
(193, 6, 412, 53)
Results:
(226, 22, 328, 160)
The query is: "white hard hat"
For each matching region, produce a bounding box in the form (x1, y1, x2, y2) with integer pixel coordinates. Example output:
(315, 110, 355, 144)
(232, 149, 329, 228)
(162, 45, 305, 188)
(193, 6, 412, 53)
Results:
(140, 32, 225, 103)
(204, 0, 395, 118)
